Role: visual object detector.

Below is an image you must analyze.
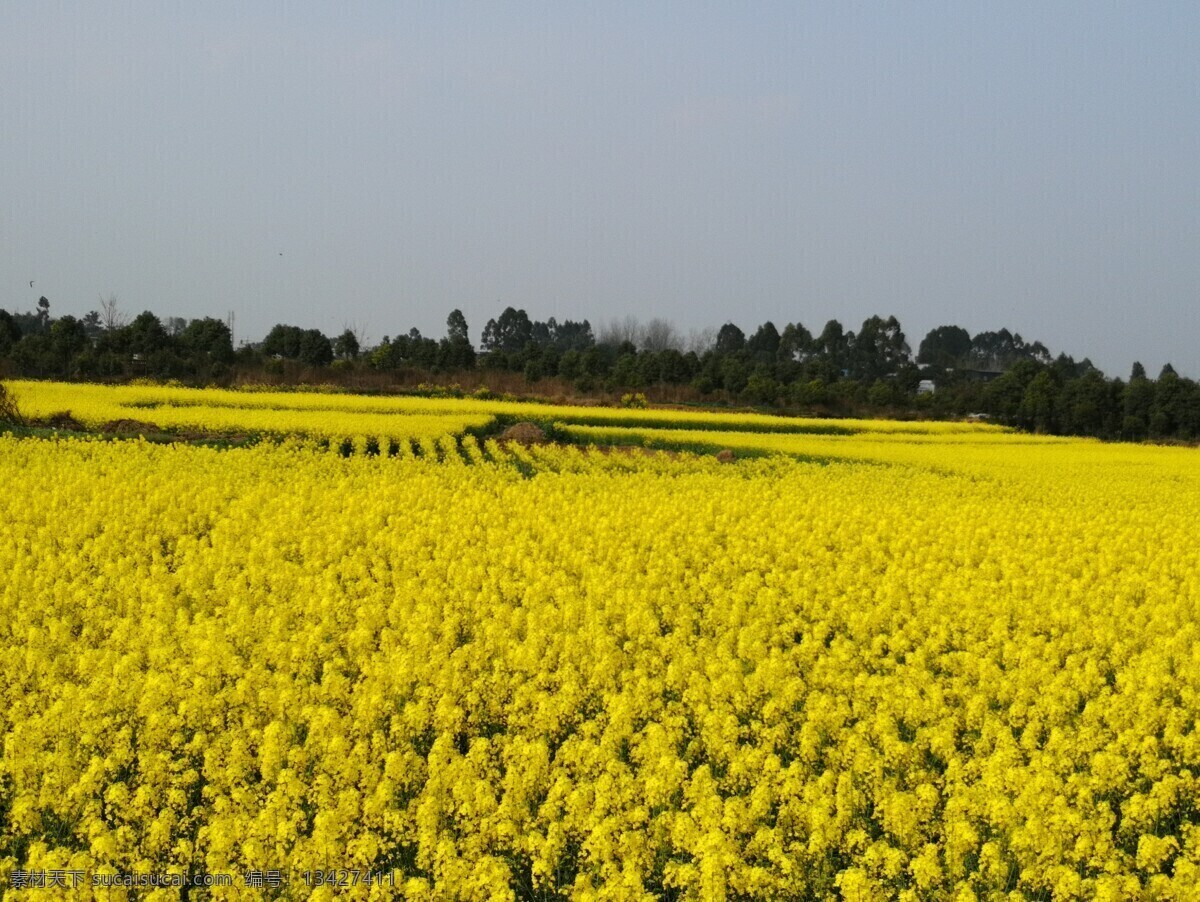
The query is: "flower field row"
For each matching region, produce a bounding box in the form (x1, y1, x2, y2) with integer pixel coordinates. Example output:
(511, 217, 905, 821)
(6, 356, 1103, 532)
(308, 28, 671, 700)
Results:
(2, 425, 1199, 899)
(6, 381, 491, 444)
(553, 422, 1200, 482)
(6, 381, 1008, 443)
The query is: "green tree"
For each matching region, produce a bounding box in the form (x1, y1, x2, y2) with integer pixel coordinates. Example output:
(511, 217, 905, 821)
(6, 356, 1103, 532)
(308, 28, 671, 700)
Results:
(984, 360, 1040, 421)
(49, 315, 89, 372)
(778, 322, 812, 362)
(790, 378, 827, 407)
(1122, 369, 1154, 440)
(1019, 370, 1059, 433)
(917, 325, 971, 368)
(439, 310, 475, 369)
(718, 356, 749, 393)
(262, 324, 304, 359)
(1058, 370, 1113, 437)
(81, 310, 104, 339)
(297, 329, 333, 367)
(36, 296, 50, 332)
(851, 315, 909, 382)
(446, 309, 469, 343)
(334, 329, 361, 361)
(1177, 378, 1200, 440)
(548, 319, 594, 351)
(746, 321, 780, 357)
(609, 352, 639, 388)
(481, 307, 533, 354)
(181, 317, 234, 362)
(0, 309, 21, 354)
(817, 320, 851, 374)
(1150, 367, 1182, 437)
(968, 329, 1051, 371)
(715, 323, 746, 354)
(262, 324, 331, 366)
(126, 311, 171, 355)
(745, 369, 780, 404)
(867, 379, 900, 408)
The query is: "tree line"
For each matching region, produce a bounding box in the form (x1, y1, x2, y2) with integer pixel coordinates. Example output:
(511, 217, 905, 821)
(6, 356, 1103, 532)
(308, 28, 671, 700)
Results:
(2, 297, 1197, 442)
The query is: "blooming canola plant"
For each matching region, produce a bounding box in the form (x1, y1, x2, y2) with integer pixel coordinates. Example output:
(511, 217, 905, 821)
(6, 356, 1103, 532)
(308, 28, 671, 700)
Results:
(1, 382, 1198, 899)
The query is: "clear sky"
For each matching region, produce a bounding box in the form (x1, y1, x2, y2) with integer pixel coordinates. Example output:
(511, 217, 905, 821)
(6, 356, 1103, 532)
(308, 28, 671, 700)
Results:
(3, 2, 1197, 377)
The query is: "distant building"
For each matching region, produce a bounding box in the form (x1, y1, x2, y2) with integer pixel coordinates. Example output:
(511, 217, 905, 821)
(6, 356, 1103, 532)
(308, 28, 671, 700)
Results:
(917, 380, 936, 395)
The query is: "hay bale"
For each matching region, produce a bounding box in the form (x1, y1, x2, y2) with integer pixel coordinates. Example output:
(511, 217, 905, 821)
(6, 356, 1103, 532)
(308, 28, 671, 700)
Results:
(44, 411, 84, 431)
(716, 449, 735, 463)
(498, 422, 548, 445)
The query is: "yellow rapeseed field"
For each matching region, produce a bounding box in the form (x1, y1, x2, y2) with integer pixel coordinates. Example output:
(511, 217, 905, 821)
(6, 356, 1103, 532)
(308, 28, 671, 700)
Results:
(7, 380, 1006, 444)
(6, 381, 492, 446)
(2, 389, 1199, 899)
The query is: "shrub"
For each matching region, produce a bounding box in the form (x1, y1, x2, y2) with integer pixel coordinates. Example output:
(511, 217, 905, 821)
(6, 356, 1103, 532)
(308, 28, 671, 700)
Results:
(0, 383, 24, 425)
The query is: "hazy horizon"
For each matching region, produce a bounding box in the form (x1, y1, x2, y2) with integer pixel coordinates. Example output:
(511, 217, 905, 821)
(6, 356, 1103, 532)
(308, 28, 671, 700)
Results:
(3, 2, 1198, 378)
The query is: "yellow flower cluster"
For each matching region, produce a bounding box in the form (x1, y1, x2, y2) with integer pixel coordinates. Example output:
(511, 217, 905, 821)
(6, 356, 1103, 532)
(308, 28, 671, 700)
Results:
(8, 380, 1005, 444)
(1, 423, 1198, 899)
(8, 381, 489, 445)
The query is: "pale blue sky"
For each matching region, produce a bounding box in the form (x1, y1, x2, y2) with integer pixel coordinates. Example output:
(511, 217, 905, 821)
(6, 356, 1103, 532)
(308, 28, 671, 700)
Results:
(2, 2, 1198, 376)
